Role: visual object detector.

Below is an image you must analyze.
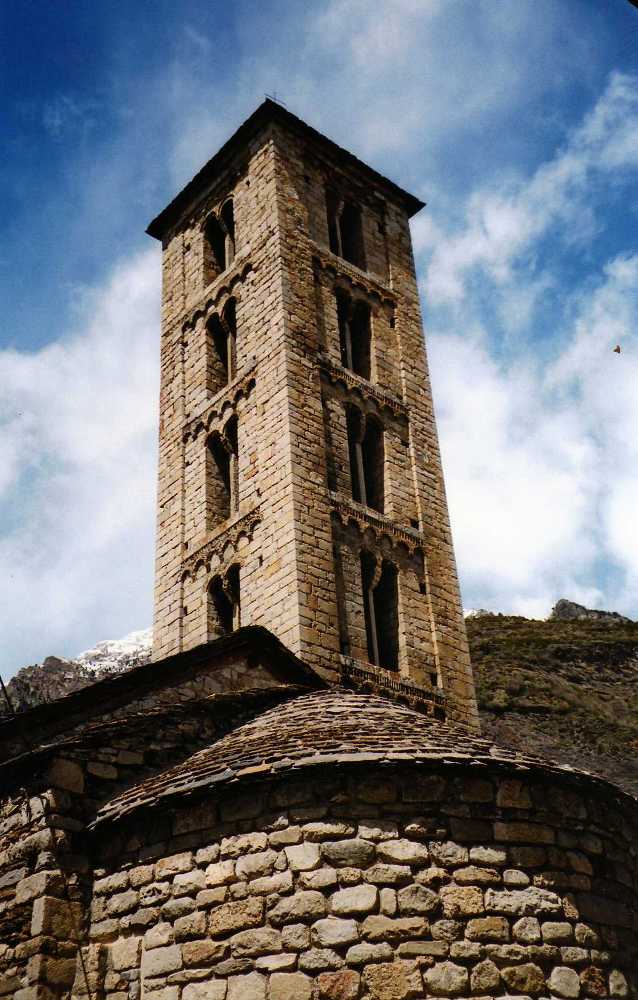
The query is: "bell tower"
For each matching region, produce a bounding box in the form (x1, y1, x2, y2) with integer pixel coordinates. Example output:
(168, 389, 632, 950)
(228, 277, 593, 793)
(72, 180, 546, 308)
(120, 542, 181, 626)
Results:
(147, 100, 479, 729)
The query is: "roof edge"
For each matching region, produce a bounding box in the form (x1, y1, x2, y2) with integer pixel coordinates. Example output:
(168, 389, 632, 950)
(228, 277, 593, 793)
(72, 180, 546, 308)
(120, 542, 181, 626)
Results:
(146, 99, 425, 240)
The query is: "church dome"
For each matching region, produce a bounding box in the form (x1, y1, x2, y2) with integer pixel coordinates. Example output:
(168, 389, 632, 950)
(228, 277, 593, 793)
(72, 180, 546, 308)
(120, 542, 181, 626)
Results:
(94, 688, 572, 828)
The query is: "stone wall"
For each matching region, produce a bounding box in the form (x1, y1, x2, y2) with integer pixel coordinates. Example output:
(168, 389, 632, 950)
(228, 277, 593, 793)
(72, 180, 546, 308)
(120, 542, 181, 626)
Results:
(84, 763, 637, 999)
(149, 104, 478, 730)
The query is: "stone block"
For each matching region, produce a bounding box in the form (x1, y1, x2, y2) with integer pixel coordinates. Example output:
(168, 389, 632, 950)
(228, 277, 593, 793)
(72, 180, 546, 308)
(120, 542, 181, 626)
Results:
(364, 959, 423, 1000)
(376, 840, 429, 865)
(439, 885, 483, 917)
(322, 839, 375, 868)
(485, 886, 561, 915)
(501, 962, 546, 994)
(209, 898, 264, 936)
(141, 943, 182, 977)
(206, 861, 236, 886)
(397, 884, 440, 915)
(346, 942, 393, 965)
(236, 850, 277, 880)
(270, 891, 327, 926)
(362, 915, 427, 943)
(226, 972, 266, 1000)
(284, 842, 321, 872)
(156, 852, 193, 878)
(423, 960, 469, 997)
(331, 884, 377, 915)
(549, 965, 581, 998)
(111, 936, 141, 971)
(230, 927, 282, 957)
(318, 969, 361, 999)
(470, 958, 501, 992)
(269, 972, 312, 1000)
(312, 917, 359, 948)
(513, 915, 541, 942)
(466, 916, 510, 942)
(182, 983, 228, 999)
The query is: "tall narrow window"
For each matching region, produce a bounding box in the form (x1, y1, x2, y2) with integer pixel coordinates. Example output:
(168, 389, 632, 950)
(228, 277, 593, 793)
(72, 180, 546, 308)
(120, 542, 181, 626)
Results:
(361, 553, 399, 671)
(204, 199, 235, 284)
(337, 293, 371, 379)
(206, 415, 239, 530)
(326, 191, 366, 270)
(208, 563, 240, 638)
(206, 299, 237, 394)
(346, 407, 384, 513)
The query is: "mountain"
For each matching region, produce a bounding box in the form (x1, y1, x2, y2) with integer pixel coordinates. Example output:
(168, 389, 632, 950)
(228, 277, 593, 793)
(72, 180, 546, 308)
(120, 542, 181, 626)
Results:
(2, 604, 637, 797)
(1, 628, 152, 716)
(468, 603, 638, 797)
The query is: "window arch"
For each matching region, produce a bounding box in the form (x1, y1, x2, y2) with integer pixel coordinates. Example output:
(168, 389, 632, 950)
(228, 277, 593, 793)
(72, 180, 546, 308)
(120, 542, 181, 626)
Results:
(346, 406, 384, 513)
(203, 199, 236, 284)
(326, 190, 366, 270)
(206, 298, 237, 393)
(206, 415, 239, 530)
(337, 292, 372, 380)
(360, 552, 399, 671)
(208, 563, 241, 638)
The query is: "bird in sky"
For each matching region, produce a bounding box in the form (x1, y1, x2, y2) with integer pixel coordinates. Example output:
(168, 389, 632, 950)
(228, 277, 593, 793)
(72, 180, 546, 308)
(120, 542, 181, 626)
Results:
(613, 345, 621, 353)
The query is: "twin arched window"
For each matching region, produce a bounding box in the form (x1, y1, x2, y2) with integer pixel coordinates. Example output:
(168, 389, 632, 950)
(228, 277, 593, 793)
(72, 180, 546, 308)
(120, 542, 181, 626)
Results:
(206, 299, 236, 394)
(337, 292, 371, 380)
(326, 190, 366, 270)
(360, 552, 399, 671)
(208, 563, 240, 638)
(204, 200, 235, 285)
(346, 406, 384, 513)
(206, 415, 238, 530)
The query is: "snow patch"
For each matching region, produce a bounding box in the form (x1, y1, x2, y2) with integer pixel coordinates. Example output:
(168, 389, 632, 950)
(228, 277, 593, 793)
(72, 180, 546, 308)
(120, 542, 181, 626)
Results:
(75, 627, 153, 674)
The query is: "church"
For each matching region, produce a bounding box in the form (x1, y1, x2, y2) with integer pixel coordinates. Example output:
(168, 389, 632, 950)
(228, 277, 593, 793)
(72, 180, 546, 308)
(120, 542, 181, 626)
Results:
(0, 100, 635, 999)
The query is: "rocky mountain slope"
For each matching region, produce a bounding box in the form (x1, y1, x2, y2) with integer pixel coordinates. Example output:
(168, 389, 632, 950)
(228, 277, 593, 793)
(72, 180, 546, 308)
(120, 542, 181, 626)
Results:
(2, 604, 637, 797)
(468, 602, 638, 797)
(1, 628, 152, 716)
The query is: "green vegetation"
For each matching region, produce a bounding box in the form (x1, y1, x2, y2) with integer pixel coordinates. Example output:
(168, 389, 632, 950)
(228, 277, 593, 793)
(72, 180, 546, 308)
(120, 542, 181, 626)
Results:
(468, 615, 638, 797)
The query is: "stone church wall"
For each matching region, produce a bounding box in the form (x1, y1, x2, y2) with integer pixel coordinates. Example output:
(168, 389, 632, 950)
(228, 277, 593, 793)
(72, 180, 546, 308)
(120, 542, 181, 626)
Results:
(82, 764, 637, 999)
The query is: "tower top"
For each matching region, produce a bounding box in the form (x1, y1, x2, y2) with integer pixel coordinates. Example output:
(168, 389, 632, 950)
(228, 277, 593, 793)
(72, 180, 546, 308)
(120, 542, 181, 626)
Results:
(146, 98, 425, 241)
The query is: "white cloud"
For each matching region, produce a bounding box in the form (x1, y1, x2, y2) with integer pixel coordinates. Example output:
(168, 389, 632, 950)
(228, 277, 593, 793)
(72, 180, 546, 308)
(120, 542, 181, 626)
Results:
(425, 72, 638, 305)
(0, 249, 160, 676)
(430, 251, 638, 619)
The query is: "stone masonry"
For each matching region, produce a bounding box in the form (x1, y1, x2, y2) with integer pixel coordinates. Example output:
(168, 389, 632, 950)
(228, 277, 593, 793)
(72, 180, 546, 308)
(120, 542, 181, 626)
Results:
(1, 100, 636, 1000)
(148, 99, 478, 729)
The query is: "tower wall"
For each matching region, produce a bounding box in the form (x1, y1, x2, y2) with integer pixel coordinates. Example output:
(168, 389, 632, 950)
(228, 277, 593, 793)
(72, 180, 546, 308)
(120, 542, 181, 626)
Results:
(150, 104, 477, 728)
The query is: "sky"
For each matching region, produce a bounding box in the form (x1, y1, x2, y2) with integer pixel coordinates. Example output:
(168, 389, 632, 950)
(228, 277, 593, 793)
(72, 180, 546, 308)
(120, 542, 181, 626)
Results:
(1, 0, 638, 677)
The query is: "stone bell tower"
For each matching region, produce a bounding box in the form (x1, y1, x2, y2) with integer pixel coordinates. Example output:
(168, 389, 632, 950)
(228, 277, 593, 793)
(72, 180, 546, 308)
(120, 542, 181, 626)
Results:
(147, 100, 478, 729)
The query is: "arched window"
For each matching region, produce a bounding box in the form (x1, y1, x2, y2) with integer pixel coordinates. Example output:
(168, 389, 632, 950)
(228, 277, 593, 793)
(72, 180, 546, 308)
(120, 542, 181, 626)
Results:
(337, 292, 371, 379)
(206, 300, 237, 394)
(360, 553, 399, 671)
(346, 407, 384, 513)
(206, 415, 239, 530)
(208, 563, 240, 638)
(203, 199, 235, 284)
(326, 190, 366, 270)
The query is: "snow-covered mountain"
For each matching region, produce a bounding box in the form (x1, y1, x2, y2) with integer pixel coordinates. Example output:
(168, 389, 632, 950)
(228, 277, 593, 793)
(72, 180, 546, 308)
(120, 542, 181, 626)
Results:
(1, 627, 153, 716)
(74, 628, 153, 673)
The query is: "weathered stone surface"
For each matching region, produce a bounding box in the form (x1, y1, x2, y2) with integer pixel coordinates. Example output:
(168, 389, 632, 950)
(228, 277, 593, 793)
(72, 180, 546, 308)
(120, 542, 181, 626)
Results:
(485, 886, 562, 915)
(366, 864, 411, 885)
(470, 958, 500, 992)
(183, 984, 228, 1000)
(501, 961, 546, 994)
(542, 921, 573, 943)
(298, 948, 344, 972)
(322, 839, 375, 868)
(284, 843, 321, 872)
(270, 891, 327, 926)
(331, 884, 378, 915)
(346, 942, 394, 965)
(226, 972, 266, 1000)
(397, 883, 440, 915)
(424, 960, 469, 996)
(513, 915, 541, 942)
(111, 936, 142, 971)
(230, 928, 282, 957)
(312, 918, 359, 948)
(466, 916, 510, 941)
(609, 970, 629, 998)
(269, 971, 312, 1000)
(362, 915, 427, 943)
(318, 969, 361, 999)
(141, 943, 182, 977)
(209, 898, 264, 937)
(364, 960, 423, 1000)
(376, 840, 429, 865)
(236, 850, 277, 880)
(549, 965, 581, 998)
(439, 885, 483, 917)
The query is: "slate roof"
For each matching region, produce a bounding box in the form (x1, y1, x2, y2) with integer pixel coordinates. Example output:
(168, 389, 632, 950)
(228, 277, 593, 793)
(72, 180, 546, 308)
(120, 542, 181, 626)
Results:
(146, 99, 425, 239)
(93, 689, 589, 829)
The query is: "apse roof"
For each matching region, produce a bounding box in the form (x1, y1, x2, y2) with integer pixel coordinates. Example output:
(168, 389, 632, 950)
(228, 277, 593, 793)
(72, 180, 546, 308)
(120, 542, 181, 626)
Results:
(93, 688, 587, 829)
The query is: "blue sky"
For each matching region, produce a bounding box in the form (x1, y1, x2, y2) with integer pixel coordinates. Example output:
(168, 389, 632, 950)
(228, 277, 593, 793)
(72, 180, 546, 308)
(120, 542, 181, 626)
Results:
(1, 0, 638, 676)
